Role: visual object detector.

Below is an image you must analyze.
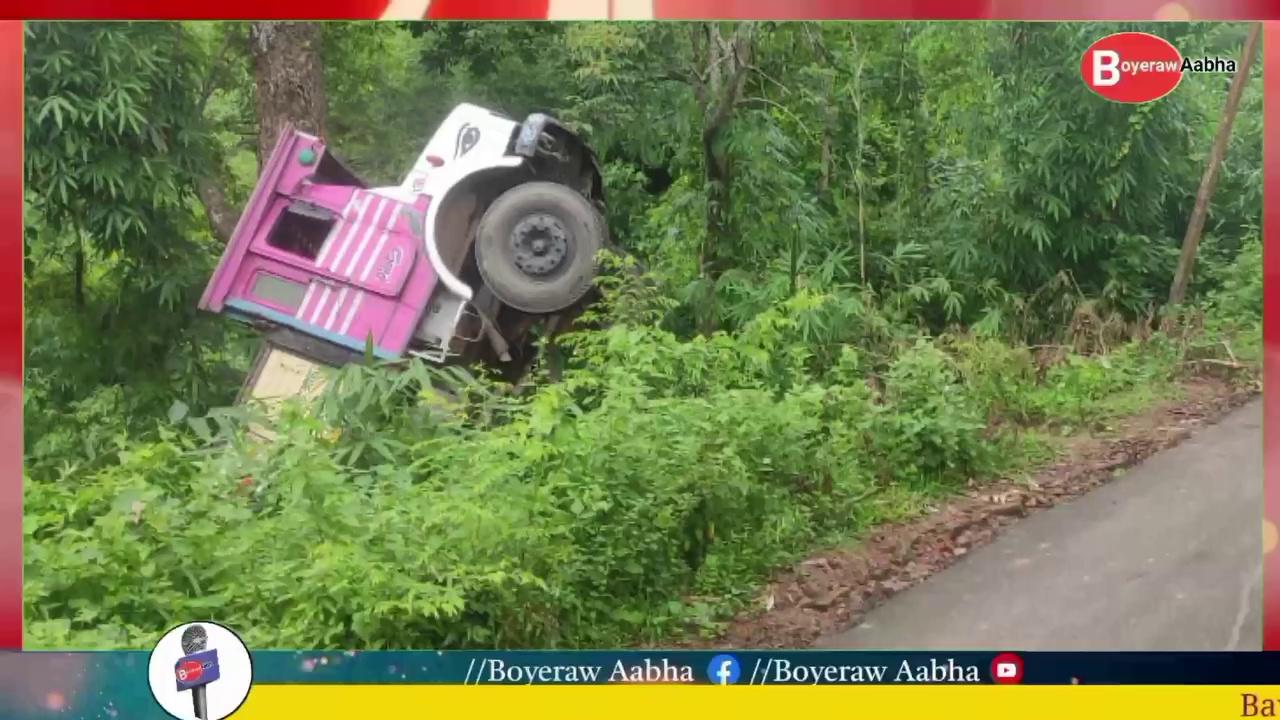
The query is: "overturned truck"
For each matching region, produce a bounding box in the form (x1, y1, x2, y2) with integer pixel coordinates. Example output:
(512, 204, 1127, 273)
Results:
(199, 104, 608, 403)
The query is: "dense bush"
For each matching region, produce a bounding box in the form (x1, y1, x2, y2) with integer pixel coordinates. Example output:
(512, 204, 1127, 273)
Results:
(1202, 236, 1263, 359)
(24, 267, 1260, 649)
(869, 340, 992, 488)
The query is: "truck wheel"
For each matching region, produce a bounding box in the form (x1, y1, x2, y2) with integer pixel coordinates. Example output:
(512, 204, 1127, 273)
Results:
(474, 181, 604, 315)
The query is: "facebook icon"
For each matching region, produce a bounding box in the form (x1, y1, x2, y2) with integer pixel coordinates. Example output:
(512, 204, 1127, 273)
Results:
(707, 654, 741, 685)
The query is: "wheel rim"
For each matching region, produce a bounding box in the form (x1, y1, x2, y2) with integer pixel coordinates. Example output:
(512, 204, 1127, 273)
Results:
(510, 213, 571, 278)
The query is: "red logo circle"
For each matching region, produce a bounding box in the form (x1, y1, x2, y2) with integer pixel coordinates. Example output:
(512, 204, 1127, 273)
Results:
(990, 653, 1024, 684)
(176, 660, 204, 683)
(1080, 32, 1184, 103)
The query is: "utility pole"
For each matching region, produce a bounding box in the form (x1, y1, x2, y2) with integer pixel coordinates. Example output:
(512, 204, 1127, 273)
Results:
(1168, 22, 1262, 306)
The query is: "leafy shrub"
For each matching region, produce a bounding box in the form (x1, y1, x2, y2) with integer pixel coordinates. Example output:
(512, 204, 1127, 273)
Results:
(1028, 334, 1182, 427)
(29, 259, 1252, 650)
(948, 336, 1038, 424)
(25, 296, 902, 649)
(866, 339, 993, 488)
(1201, 236, 1263, 363)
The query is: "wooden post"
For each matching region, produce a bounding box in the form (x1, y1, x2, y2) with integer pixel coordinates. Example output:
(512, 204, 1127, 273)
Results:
(1168, 23, 1262, 306)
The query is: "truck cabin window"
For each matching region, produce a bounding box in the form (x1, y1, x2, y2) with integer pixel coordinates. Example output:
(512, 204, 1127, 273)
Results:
(251, 273, 307, 313)
(268, 203, 335, 260)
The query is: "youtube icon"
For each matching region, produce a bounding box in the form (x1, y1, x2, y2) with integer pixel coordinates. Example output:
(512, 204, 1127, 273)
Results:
(990, 653, 1024, 684)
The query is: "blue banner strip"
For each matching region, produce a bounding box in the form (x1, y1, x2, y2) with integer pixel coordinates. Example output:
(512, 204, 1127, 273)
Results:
(4, 650, 1280, 686)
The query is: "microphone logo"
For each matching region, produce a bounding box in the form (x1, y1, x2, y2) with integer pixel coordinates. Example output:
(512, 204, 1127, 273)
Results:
(148, 621, 254, 720)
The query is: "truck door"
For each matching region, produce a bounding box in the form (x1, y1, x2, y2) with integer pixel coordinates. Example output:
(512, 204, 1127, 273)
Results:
(255, 190, 417, 297)
(316, 194, 418, 298)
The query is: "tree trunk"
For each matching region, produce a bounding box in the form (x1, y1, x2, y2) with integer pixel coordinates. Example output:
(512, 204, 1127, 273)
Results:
(818, 110, 833, 195)
(894, 25, 909, 225)
(817, 71, 835, 198)
(72, 232, 85, 308)
(249, 22, 327, 166)
(244, 21, 328, 381)
(848, 29, 867, 287)
(689, 22, 755, 333)
(702, 126, 734, 279)
(803, 25, 838, 200)
(1168, 22, 1261, 306)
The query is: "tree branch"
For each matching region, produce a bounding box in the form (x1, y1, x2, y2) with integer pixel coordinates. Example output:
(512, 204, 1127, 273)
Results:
(687, 25, 709, 105)
(196, 176, 238, 243)
(198, 31, 238, 116)
(742, 97, 816, 140)
(747, 63, 790, 95)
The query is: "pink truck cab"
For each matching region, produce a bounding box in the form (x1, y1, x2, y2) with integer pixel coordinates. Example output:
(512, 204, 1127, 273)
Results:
(199, 103, 607, 372)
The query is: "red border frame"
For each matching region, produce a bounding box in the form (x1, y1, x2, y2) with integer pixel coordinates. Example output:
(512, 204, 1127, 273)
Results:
(3, 1, 1280, 20)
(1264, 20, 1279, 652)
(0, 19, 22, 652)
(0, 10, 1274, 652)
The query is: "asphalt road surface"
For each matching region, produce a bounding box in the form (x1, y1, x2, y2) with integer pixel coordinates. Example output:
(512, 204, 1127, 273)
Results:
(820, 398, 1263, 651)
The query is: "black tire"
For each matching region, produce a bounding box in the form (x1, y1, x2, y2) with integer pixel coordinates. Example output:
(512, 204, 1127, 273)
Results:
(474, 181, 605, 314)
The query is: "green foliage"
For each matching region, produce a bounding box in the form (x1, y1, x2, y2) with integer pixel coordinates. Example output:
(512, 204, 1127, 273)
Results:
(948, 337, 1038, 424)
(23, 21, 1262, 650)
(23, 22, 253, 478)
(29, 263, 1260, 649)
(25, 23, 213, 276)
(322, 22, 434, 184)
(22, 285, 974, 649)
(869, 339, 991, 488)
(1197, 236, 1263, 365)
(1205, 236, 1263, 328)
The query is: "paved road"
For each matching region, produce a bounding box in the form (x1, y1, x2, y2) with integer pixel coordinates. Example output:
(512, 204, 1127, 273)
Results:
(820, 399, 1263, 651)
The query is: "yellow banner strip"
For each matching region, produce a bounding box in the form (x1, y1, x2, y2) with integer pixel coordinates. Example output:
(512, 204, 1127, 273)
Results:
(236, 685, 1280, 719)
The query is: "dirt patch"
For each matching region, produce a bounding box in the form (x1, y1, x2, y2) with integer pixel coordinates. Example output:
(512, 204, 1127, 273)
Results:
(680, 376, 1258, 649)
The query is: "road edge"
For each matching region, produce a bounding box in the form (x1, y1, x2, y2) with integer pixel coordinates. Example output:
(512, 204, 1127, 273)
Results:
(682, 378, 1260, 649)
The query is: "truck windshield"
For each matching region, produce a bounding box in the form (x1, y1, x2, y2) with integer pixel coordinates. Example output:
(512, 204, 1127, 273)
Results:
(268, 204, 335, 260)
